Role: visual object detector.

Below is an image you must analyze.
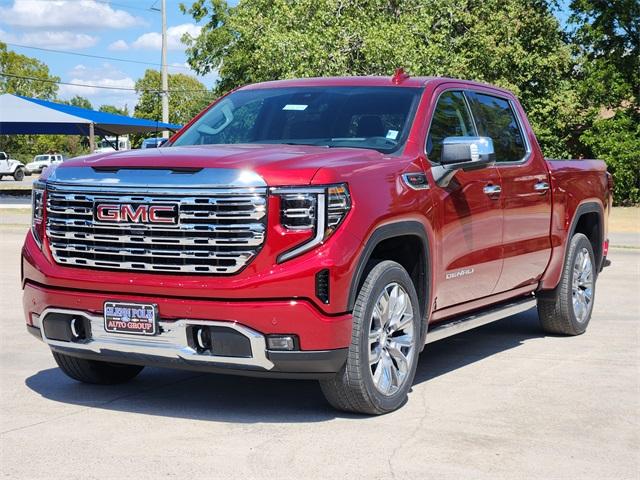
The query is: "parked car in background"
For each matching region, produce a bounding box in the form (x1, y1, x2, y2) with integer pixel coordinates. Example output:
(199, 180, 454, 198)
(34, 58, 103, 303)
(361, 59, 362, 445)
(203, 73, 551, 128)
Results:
(25, 154, 64, 174)
(0, 151, 26, 181)
(23, 75, 612, 414)
(95, 136, 131, 153)
(141, 137, 167, 149)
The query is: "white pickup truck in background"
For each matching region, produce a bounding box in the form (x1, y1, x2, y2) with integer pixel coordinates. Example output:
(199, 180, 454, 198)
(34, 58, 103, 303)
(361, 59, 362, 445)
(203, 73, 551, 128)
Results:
(0, 151, 26, 181)
(25, 154, 64, 174)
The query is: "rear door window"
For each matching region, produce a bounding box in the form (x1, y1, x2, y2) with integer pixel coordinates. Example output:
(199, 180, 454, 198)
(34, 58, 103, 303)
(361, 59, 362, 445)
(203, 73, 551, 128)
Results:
(426, 91, 476, 163)
(466, 92, 527, 162)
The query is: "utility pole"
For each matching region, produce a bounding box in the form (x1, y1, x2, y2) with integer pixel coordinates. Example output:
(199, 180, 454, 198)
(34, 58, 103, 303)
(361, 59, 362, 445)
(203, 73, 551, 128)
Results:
(161, 0, 169, 139)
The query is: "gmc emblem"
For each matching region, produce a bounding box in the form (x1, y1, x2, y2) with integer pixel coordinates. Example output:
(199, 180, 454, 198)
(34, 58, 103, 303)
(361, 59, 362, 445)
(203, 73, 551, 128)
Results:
(94, 203, 179, 226)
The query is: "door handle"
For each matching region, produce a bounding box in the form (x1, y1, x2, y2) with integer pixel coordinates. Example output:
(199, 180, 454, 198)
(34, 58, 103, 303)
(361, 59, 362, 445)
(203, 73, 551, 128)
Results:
(483, 184, 502, 196)
(534, 181, 550, 193)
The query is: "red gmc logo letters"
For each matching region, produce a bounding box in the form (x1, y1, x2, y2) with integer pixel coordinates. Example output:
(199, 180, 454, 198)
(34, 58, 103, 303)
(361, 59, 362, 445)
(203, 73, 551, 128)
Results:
(95, 204, 178, 225)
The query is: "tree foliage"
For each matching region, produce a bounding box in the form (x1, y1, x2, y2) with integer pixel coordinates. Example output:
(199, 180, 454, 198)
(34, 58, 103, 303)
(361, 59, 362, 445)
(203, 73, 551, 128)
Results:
(99, 104, 130, 116)
(181, 0, 639, 203)
(62, 95, 93, 110)
(180, 0, 576, 156)
(133, 69, 212, 126)
(568, 0, 639, 203)
(0, 41, 59, 99)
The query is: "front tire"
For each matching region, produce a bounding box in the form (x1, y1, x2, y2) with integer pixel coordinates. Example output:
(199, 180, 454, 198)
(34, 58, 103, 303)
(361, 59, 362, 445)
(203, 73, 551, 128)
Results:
(537, 233, 596, 335)
(52, 351, 144, 384)
(320, 260, 421, 415)
(13, 168, 24, 181)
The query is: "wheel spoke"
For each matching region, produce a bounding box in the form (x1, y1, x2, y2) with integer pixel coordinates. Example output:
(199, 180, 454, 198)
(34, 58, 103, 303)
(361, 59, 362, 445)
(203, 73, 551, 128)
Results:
(369, 328, 382, 344)
(369, 344, 382, 365)
(388, 334, 413, 349)
(376, 354, 393, 394)
(387, 343, 409, 376)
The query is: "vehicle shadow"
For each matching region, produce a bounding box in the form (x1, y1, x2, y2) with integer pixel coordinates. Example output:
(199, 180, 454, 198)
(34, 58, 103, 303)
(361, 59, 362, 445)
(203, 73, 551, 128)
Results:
(25, 308, 544, 423)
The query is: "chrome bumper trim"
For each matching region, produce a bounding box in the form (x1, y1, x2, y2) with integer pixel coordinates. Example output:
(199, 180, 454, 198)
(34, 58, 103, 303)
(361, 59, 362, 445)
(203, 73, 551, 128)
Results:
(35, 308, 274, 370)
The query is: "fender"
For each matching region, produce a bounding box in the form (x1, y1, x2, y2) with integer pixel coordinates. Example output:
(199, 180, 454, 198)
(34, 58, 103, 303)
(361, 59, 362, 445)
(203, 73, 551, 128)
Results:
(347, 220, 432, 347)
(540, 201, 604, 291)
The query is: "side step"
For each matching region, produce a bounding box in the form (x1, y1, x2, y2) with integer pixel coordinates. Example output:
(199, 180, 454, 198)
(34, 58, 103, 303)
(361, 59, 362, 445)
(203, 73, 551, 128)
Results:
(426, 296, 537, 344)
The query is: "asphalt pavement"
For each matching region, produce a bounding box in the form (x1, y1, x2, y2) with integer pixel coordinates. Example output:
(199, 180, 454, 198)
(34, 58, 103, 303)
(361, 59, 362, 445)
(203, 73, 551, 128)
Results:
(0, 222, 639, 480)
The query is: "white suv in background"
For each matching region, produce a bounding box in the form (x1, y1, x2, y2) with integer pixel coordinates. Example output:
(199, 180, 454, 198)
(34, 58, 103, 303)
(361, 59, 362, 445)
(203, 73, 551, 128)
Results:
(25, 154, 64, 174)
(0, 151, 27, 181)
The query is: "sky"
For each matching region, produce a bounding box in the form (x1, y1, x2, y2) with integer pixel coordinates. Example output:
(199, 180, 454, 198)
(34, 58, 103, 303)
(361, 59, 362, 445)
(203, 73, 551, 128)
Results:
(0, 0, 571, 112)
(0, 0, 240, 109)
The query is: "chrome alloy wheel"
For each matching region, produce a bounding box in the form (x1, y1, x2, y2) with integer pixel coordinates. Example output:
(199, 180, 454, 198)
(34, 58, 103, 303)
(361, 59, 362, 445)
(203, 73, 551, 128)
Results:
(572, 247, 594, 323)
(368, 282, 415, 396)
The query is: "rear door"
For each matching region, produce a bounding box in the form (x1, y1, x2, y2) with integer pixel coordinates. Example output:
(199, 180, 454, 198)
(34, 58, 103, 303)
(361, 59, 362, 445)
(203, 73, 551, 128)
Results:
(465, 91, 552, 292)
(426, 89, 504, 309)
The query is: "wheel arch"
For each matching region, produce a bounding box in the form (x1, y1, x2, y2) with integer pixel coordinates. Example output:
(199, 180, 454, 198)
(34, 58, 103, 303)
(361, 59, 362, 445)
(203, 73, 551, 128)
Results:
(568, 202, 605, 272)
(347, 221, 432, 346)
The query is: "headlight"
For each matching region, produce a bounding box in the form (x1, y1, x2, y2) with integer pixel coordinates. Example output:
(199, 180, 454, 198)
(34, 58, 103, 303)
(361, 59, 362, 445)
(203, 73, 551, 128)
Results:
(273, 184, 351, 262)
(31, 182, 45, 248)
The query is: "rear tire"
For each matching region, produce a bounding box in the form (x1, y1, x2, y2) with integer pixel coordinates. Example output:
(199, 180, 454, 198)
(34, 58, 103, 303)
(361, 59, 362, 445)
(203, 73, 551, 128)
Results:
(13, 168, 24, 181)
(52, 351, 144, 384)
(320, 260, 421, 415)
(537, 233, 596, 335)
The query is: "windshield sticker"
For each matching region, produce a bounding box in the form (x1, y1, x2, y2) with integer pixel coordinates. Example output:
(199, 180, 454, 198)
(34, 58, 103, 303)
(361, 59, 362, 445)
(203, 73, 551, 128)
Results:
(386, 130, 399, 140)
(283, 104, 308, 111)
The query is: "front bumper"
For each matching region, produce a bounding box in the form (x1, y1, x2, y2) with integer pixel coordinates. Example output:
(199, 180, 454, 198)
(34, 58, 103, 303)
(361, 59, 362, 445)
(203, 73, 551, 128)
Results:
(24, 282, 351, 378)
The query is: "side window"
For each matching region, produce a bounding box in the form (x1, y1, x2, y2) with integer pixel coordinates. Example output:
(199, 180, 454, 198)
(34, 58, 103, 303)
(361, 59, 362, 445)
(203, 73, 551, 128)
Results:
(466, 92, 527, 162)
(426, 91, 475, 163)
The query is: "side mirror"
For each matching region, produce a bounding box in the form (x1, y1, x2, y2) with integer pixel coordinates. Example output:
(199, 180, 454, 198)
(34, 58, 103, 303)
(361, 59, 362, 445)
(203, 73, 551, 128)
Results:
(433, 136, 495, 187)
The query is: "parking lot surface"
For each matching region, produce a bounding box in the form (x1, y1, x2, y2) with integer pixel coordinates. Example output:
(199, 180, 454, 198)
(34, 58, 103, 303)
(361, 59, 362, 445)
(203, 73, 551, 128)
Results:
(1, 220, 638, 480)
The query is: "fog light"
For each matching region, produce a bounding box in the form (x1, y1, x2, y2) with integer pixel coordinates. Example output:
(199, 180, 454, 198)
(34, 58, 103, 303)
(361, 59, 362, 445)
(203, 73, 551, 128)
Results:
(266, 335, 296, 351)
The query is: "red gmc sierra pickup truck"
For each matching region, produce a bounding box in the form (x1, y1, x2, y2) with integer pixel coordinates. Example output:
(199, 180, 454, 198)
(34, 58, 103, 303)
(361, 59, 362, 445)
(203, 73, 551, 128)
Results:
(22, 74, 612, 414)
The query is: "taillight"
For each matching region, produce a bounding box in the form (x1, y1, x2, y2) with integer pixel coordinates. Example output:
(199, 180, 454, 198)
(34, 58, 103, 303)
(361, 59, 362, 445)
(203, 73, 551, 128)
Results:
(31, 183, 45, 248)
(272, 184, 351, 262)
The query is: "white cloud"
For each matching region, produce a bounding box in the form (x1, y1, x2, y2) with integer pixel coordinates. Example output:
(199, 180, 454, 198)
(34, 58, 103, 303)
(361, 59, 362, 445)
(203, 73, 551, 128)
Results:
(132, 23, 201, 50)
(0, 0, 143, 29)
(57, 63, 137, 110)
(0, 29, 97, 50)
(108, 39, 129, 51)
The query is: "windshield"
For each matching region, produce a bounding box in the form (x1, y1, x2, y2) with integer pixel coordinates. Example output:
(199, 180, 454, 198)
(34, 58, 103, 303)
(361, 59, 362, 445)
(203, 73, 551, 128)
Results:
(170, 86, 422, 153)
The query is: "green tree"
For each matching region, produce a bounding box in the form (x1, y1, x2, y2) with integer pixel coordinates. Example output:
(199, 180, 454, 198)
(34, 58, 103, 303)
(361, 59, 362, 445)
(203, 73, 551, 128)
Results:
(63, 95, 93, 110)
(133, 69, 212, 125)
(569, 0, 639, 109)
(568, 0, 639, 203)
(180, 0, 578, 157)
(0, 41, 59, 99)
(99, 104, 130, 116)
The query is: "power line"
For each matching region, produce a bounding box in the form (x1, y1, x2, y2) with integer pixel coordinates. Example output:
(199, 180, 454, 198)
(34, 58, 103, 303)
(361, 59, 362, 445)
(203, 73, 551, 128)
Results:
(0, 72, 217, 95)
(3, 43, 193, 71)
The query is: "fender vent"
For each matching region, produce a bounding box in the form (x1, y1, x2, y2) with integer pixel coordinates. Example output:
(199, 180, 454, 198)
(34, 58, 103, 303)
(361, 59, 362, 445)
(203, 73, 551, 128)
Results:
(315, 269, 330, 304)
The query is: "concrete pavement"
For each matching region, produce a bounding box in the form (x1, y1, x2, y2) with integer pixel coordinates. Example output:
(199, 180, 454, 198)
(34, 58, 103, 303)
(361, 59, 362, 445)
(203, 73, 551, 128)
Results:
(0, 223, 638, 480)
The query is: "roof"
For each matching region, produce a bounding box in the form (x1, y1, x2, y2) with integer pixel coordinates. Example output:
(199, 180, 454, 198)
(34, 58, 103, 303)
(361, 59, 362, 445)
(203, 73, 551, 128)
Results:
(241, 76, 517, 97)
(242, 76, 437, 90)
(0, 93, 182, 136)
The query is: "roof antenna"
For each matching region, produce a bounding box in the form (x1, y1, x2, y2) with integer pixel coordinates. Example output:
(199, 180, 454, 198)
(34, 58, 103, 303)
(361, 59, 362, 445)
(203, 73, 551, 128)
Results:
(391, 68, 410, 85)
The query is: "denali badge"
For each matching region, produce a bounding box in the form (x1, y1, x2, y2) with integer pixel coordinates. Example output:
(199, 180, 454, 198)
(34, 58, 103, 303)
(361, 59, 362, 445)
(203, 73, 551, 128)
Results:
(446, 268, 475, 280)
(94, 203, 179, 225)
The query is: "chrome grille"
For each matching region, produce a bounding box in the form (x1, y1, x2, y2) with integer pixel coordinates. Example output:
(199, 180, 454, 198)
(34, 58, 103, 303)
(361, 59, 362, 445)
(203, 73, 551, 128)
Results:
(45, 188, 267, 274)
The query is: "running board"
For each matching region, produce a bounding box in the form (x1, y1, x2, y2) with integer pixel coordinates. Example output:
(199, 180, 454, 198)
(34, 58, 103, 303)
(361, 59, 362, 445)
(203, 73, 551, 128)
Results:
(426, 296, 536, 344)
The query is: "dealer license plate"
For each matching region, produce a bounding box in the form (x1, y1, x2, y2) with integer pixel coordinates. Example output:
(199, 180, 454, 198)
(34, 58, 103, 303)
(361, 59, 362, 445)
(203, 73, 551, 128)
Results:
(104, 302, 158, 336)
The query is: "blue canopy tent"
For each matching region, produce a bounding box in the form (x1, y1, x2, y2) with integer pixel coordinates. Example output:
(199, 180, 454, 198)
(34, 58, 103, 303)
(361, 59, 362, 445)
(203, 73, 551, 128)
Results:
(0, 93, 182, 150)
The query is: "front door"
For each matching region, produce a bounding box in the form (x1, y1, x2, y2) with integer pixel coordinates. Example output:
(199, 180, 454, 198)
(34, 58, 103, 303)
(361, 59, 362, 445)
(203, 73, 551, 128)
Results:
(426, 89, 504, 309)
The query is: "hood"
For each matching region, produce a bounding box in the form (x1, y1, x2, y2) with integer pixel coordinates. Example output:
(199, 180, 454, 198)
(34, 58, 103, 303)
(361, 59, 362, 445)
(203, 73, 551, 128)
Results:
(57, 144, 385, 186)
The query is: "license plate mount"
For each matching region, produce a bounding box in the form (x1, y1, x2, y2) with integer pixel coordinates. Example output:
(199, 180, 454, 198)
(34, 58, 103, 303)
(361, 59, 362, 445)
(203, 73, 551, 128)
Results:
(104, 302, 158, 336)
